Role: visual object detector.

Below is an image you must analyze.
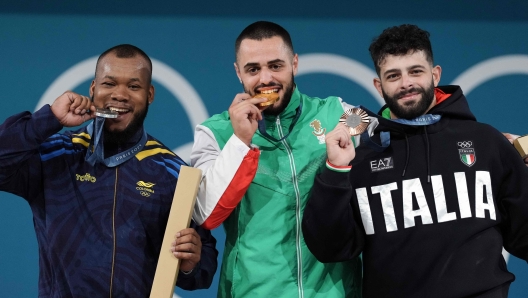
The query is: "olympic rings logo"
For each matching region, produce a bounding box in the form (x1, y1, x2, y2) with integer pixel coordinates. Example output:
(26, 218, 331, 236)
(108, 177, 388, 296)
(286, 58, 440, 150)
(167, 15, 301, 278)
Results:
(457, 141, 473, 148)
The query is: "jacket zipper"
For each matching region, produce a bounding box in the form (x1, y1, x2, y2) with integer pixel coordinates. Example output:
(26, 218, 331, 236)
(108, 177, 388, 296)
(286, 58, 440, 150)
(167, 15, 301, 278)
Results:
(109, 167, 118, 298)
(276, 117, 304, 298)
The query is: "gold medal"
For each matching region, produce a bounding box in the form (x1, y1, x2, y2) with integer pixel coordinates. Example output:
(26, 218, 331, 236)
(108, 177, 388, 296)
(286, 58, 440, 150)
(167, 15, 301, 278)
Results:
(339, 107, 370, 136)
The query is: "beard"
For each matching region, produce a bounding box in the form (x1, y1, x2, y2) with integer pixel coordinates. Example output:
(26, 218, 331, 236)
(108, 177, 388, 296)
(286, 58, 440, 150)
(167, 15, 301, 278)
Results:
(104, 102, 148, 145)
(382, 79, 435, 120)
(243, 74, 295, 116)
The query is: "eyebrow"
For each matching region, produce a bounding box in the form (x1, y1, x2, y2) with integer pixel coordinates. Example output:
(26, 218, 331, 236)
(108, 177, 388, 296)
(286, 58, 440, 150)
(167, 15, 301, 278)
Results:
(382, 64, 426, 77)
(243, 59, 286, 69)
(103, 75, 141, 82)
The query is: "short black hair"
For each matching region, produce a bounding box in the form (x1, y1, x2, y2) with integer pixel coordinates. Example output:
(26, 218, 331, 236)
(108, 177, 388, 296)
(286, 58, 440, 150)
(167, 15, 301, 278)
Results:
(235, 21, 294, 61)
(369, 24, 434, 76)
(95, 44, 152, 81)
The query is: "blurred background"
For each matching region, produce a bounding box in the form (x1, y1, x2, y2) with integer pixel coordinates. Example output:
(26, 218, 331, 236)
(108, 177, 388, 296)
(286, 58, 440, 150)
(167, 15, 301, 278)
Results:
(0, 1, 527, 297)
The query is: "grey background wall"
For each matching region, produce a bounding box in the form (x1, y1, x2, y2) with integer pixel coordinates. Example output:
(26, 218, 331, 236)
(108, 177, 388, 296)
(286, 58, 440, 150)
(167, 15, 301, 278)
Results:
(1, 1, 527, 297)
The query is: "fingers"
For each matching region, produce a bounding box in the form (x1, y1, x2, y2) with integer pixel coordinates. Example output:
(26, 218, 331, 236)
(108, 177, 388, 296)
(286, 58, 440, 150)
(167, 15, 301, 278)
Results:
(228, 93, 266, 145)
(67, 92, 93, 115)
(230, 93, 268, 107)
(170, 228, 202, 272)
(326, 123, 356, 166)
(503, 132, 520, 144)
(327, 123, 353, 148)
(170, 228, 201, 256)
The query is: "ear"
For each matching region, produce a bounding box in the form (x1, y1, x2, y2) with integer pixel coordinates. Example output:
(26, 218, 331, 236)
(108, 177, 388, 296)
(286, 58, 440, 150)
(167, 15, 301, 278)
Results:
(373, 78, 383, 98)
(234, 62, 242, 83)
(89, 80, 95, 98)
(292, 53, 299, 76)
(432, 65, 442, 87)
(148, 84, 155, 105)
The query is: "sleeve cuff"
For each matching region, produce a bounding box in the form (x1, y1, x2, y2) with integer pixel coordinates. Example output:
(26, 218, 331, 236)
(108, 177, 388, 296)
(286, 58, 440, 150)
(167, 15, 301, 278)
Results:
(319, 162, 352, 188)
(326, 159, 352, 173)
(179, 261, 201, 279)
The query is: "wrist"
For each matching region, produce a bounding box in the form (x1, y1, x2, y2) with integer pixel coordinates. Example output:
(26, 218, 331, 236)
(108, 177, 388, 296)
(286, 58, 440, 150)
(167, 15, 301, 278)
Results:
(326, 159, 352, 173)
(180, 267, 194, 275)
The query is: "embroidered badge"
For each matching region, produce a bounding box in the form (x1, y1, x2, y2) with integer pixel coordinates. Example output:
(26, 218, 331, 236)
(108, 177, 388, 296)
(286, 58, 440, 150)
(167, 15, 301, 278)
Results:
(310, 119, 326, 144)
(76, 173, 96, 183)
(458, 141, 476, 167)
(136, 181, 155, 197)
(370, 157, 394, 172)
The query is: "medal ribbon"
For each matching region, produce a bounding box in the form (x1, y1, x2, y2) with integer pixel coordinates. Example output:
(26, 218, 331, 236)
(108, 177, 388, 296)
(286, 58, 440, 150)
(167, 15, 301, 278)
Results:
(360, 112, 442, 152)
(85, 117, 147, 167)
(257, 100, 303, 143)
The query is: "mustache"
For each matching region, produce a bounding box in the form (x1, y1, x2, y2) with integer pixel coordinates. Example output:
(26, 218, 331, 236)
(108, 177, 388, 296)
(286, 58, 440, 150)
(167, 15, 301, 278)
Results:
(396, 87, 423, 99)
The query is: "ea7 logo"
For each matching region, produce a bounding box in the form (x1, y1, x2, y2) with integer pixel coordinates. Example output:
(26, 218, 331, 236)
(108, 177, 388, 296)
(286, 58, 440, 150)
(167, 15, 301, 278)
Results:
(458, 141, 476, 167)
(370, 157, 394, 172)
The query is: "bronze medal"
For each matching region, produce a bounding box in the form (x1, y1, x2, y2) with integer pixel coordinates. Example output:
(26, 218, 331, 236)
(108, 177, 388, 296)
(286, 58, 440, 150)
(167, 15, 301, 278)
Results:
(339, 107, 370, 136)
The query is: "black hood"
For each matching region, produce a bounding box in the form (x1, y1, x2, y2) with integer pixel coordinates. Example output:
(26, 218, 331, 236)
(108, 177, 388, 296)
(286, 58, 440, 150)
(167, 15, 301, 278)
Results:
(369, 85, 476, 135)
(359, 85, 477, 182)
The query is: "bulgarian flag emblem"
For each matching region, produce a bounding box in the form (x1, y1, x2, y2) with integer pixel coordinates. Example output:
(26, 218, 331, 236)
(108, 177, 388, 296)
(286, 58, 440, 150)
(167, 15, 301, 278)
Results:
(458, 141, 476, 167)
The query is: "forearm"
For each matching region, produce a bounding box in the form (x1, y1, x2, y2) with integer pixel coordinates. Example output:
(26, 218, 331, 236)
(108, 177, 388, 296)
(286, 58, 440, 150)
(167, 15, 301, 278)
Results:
(302, 166, 364, 262)
(176, 223, 218, 290)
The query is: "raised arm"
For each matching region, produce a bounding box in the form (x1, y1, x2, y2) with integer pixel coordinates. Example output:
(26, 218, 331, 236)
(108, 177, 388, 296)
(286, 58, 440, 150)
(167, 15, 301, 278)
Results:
(0, 92, 94, 198)
(302, 123, 365, 262)
(190, 94, 266, 229)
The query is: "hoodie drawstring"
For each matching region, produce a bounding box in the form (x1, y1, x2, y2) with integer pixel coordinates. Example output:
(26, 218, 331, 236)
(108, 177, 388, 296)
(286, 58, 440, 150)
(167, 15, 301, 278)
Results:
(402, 132, 409, 177)
(423, 126, 431, 183)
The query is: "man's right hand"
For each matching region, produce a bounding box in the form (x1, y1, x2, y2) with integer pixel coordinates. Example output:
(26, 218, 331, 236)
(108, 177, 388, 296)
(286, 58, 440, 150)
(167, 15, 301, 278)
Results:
(326, 123, 356, 166)
(228, 93, 268, 146)
(50, 91, 95, 127)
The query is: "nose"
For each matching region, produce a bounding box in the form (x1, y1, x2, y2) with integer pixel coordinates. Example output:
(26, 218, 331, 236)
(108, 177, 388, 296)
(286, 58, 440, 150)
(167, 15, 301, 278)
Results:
(400, 73, 414, 90)
(259, 67, 274, 85)
(111, 85, 129, 101)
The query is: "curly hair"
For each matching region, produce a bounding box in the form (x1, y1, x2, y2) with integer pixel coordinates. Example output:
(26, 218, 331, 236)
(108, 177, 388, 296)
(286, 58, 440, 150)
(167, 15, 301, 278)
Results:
(369, 24, 433, 76)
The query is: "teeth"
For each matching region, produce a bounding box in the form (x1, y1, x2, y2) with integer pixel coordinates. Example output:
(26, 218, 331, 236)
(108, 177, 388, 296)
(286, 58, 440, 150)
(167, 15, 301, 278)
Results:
(261, 89, 278, 94)
(108, 107, 128, 113)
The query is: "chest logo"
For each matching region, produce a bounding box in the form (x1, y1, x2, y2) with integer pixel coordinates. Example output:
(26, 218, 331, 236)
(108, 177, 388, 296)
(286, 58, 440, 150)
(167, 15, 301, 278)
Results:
(370, 157, 394, 172)
(458, 141, 476, 167)
(76, 173, 96, 183)
(136, 181, 155, 197)
(310, 119, 326, 144)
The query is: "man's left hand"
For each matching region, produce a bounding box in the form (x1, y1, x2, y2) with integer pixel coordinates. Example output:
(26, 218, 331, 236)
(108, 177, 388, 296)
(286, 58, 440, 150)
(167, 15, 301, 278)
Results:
(171, 228, 202, 272)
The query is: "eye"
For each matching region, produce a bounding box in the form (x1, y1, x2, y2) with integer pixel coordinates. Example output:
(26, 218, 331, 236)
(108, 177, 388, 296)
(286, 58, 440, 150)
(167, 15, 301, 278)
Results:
(102, 82, 115, 87)
(247, 67, 259, 74)
(270, 64, 282, 71)
(411, 69, 424, 75)
(129, 85, 140, 90)
(386, 73, 399, 80)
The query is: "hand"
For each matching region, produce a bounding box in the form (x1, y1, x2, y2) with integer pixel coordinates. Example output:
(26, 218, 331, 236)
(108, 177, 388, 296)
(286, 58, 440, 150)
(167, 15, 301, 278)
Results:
(170, 228, 202, 272)
(503, 132, 528, 166)
(228, 93, 268, 146)
(325, 123, 356, 166)
(50, 91, 95, 127)
(503, 132, 520, 144)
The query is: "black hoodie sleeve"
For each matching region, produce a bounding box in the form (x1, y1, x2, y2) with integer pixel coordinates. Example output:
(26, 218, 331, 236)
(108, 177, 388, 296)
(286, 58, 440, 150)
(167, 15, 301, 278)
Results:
(302, 167, 365, 263)
(495, 133, 528, 261)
